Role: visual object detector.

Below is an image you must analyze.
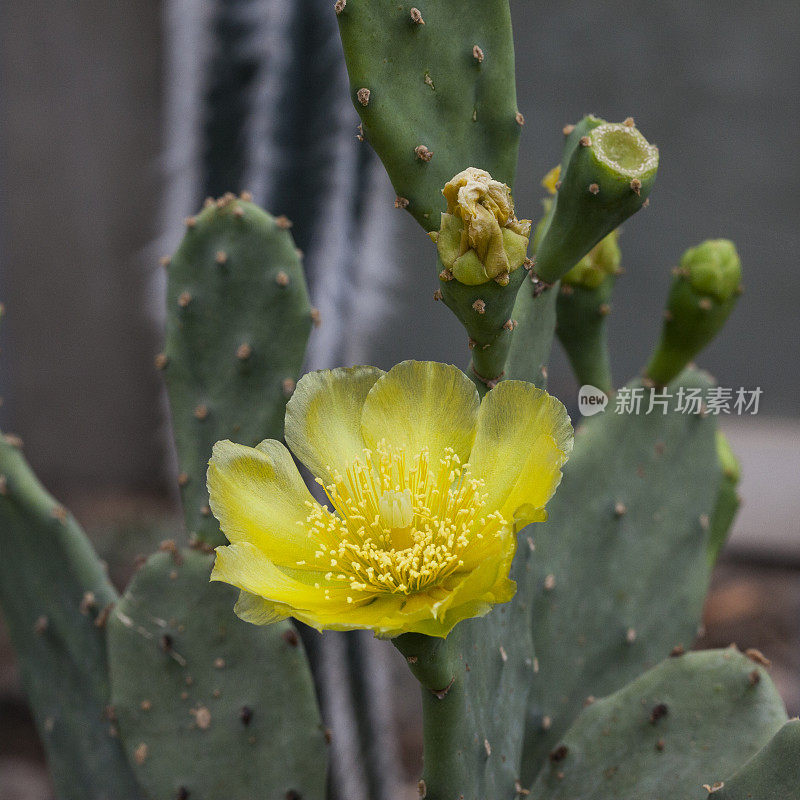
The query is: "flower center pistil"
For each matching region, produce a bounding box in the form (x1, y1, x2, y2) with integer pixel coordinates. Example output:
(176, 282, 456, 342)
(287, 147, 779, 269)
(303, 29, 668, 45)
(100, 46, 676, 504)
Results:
(302, 442, 508, 599)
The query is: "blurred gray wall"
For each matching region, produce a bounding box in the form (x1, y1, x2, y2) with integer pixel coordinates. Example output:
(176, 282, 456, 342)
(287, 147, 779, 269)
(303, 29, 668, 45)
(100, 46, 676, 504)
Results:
(0, 1, 165, 494)
(0, 2, 798, 498)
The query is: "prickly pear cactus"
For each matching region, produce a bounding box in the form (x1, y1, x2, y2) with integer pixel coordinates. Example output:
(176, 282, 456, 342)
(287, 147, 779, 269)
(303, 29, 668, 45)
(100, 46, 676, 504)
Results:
(0, 435, 143, 800)
(529, 649, 788, 799)
(161, 195, 313, 545)
(107, 549, 328, 800)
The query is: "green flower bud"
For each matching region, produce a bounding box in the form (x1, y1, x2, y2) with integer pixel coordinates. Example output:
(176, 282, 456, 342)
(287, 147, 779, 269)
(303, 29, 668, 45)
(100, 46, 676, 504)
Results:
(432, 168, 531, 285)
(561, 229, 622, 290)
(645, 239, 743, 385)
(679, 239, 742, 303)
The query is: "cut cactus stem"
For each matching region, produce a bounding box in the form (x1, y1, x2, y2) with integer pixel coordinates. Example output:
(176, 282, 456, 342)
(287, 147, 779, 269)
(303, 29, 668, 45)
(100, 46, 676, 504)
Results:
(645, 239, 742, 386)
(535, 117, 658, 284)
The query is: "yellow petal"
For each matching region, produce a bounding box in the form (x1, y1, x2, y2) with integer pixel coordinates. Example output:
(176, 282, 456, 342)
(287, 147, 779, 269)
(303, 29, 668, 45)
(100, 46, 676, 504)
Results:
(360, 361, 480, 465)
(285, 365, 384, 483)
(207, 439, 320, 566)
(469, 381, 573, 527)
(422, 532, 518, 637)
(212, 542, 362, 608)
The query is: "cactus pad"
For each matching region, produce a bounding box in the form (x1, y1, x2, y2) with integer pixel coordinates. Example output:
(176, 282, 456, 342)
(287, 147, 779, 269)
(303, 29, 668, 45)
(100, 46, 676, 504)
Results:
(337, 0, 522, 232)
(713, 719, 800, 800)
(521, 369, 722, 782)
(529, 649, 788, 799)
(0, 434, 143, 800)
(162, 196, 312, 546)
(107, 548, 328, 800)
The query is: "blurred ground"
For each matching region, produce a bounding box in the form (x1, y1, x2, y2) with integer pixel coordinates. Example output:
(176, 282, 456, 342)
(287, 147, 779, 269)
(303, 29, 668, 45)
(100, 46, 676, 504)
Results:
(1, 503, 798, 798)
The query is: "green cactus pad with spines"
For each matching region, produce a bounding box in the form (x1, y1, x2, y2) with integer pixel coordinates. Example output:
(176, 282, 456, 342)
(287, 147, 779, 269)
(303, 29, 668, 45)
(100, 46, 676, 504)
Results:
(0, 434, 143, 800)
(107, 549, 327, 800)
(708, 431, 742, 565)
(646, 239, 742, 386)
(535, 118, 658, 284)
(529, 649, 788, 799)
(713, 719, 800, 800)
(337, 0, 521, 232)
(520, 369, 722, 785)
(162, 197, 312, 546)
(393, 537, 537, 800)
(438, 257, 527, 390)
(504, 276, 558, 387)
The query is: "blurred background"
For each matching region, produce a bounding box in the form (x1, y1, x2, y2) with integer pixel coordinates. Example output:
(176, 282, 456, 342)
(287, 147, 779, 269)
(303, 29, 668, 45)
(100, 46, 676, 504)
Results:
(1, 1, 798, 797)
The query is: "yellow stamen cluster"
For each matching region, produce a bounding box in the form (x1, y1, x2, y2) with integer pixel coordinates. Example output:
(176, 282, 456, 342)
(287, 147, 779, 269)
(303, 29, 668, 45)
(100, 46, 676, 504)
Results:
(303, 441, 508, 598)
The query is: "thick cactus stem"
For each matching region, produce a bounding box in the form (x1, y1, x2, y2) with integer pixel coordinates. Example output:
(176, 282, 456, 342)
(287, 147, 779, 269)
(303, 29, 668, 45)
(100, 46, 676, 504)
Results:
(555, 231, 622, 394)
(162, 195, 312, 545)
(439, 256, 526, 393)
(645, 239, 742, 385)
(392, 633, 464, 799)
(337, 0, 521, 232)
(535, 117, 658, 284)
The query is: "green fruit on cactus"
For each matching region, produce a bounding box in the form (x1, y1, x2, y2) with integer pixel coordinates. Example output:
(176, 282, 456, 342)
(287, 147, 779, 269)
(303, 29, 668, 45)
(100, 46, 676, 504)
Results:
(161, 195, 313, 546)
(561, 228, 621, 290)
(646, 239, 742, 385)
(535, 117, 658, 284)
(337, 0, 522, 232)
(107, 549, 327, 800)
(0, 433, 143, 800)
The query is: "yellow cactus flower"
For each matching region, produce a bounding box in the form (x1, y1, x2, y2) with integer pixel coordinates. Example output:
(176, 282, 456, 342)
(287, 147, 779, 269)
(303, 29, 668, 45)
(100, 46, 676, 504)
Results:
(432, 168, 531, 286)
(208, 361, 572, 638)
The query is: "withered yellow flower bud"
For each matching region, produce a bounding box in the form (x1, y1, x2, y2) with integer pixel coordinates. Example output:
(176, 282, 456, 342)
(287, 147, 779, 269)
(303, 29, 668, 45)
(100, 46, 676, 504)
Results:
(432, 168, 531, 285)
